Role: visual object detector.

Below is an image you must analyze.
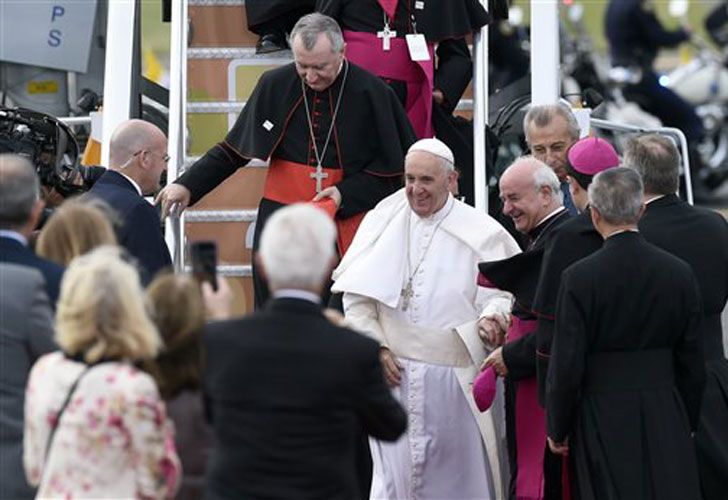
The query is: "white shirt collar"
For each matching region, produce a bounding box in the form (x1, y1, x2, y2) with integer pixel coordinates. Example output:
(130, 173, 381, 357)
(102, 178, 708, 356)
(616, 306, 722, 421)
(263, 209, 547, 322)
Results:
(645, 194, 666, 205)
(115, 170, 143, 196)
(536, 206, 567, 227)
(0, 230, 27, 246)
(272, 289, 322, 304)
(606, 228, 639, 238)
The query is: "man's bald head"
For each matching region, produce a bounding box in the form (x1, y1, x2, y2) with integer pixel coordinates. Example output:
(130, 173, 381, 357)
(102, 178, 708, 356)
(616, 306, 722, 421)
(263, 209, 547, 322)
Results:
(109, 119, 166, 167)
(499, 156, 563, 234)
(108, 119, 168, 195)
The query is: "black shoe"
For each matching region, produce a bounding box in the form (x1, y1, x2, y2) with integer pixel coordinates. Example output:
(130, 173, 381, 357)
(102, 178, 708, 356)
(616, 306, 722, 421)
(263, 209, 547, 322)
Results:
(256, 32, 287, 54)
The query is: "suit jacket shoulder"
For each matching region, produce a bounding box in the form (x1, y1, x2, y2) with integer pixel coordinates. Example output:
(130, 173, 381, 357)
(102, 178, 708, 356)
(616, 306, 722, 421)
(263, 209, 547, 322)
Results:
(0, 237, 64, 305)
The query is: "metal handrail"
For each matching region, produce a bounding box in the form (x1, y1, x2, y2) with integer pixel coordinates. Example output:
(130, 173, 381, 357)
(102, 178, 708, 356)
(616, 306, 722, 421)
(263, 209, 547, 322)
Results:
(590, 118, 694, 205)
(58, 116, 92, 126)
(472, 1, 488, 213)
(165, 0, 189, 270)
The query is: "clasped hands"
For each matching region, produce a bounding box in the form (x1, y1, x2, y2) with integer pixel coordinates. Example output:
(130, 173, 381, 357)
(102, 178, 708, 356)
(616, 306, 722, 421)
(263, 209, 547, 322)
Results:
(478, 314, 510, 377)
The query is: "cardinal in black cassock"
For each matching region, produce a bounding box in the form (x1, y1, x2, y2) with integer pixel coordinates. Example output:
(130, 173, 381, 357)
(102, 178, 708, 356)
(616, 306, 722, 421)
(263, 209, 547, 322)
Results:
(546, 168, 705, 500)
(173, 15, 416, 309)
(627, 133, 728, 500)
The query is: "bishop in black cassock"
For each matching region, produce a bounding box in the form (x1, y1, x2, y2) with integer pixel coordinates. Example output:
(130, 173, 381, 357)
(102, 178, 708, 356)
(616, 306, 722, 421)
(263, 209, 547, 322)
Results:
(624, 133, 728, 500)
(478, 157, 570, 500)
(533, 136, 620, 404)
(171, 14, 415, 308)
(547, 168, 705, 500)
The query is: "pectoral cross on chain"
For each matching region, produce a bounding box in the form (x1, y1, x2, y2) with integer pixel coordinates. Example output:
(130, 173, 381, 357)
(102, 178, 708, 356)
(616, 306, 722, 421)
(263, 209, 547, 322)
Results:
(310, 163, 328, 193)
(400, 279, 414, 311)
(377, 24, 396, 51)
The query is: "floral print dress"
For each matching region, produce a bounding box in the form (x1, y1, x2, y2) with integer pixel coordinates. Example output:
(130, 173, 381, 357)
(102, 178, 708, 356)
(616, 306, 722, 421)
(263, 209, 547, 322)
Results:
(24, 352, 181, 499)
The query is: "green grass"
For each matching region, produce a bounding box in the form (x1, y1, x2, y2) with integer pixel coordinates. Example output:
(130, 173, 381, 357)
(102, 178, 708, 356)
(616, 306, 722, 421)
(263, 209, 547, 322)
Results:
(561, 0, 721, 53)
(140, 0, 170, 55)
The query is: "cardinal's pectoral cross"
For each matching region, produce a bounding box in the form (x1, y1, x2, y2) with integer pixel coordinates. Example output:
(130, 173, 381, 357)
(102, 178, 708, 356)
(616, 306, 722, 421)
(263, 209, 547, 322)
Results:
(310, 163, 328, 193)
(377, 24, 397, 51)
(400, 279, 414, 311)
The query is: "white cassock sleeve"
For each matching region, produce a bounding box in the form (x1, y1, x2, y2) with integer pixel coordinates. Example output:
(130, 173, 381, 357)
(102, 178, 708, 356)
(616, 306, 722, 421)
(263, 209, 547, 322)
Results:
(476, 286, 513, 322)
(342, 292, 388, 347)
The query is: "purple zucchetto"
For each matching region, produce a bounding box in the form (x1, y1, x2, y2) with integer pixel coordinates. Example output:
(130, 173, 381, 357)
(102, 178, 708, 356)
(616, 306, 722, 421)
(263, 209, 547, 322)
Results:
(567, 136, 620, 176)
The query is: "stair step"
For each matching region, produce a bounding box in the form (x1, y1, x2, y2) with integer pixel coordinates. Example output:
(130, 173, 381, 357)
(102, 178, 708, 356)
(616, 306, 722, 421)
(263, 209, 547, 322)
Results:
(184, 264, 252, 277)
(187, 47, 292, 60)
(185, 209, 258, 223)
(187, 101, 243, 113)
(186, 99, 473, 114)
(187, 47, 253, 60)
(184, 156, 267, 169)
(189, 0, 245, 6)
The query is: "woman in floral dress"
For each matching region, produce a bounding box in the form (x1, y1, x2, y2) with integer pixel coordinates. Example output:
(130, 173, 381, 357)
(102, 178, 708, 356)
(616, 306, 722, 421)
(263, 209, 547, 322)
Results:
(23, 246, 181, 499)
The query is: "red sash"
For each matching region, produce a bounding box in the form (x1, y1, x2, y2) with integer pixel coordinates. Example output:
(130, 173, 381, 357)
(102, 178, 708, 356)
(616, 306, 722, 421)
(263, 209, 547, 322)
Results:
(263, 158, 364, 255)
(343, 29, 434, 139)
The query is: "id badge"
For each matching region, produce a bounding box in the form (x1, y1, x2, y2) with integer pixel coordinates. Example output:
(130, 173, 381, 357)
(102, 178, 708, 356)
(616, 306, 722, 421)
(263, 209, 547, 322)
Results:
(406, 34, 430, 61)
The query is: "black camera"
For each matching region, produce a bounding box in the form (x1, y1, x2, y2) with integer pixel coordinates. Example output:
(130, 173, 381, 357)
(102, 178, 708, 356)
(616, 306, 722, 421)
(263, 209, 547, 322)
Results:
(0, 106, 101, 198)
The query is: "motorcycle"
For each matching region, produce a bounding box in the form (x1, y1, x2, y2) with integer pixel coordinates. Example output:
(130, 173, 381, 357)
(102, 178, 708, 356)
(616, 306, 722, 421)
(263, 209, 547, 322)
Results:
(662, 37, 728, 187)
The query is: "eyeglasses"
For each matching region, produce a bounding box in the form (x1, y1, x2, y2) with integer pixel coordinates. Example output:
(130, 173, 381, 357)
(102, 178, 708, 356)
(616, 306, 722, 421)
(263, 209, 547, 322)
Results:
(131, 150, 170, 164)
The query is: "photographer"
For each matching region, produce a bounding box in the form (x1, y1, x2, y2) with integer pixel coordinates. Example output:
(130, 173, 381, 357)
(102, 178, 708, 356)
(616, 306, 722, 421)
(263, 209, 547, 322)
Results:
(0, 107, 104, 219)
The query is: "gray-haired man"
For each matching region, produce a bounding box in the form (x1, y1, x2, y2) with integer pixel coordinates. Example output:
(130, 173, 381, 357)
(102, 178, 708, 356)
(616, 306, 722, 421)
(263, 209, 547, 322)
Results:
(0, 154, 64, 304)
(546, 167, 705, 500)
(625, 133, 728, 499)
(157, 12, 416, 308)
(523, 103, 581, 214)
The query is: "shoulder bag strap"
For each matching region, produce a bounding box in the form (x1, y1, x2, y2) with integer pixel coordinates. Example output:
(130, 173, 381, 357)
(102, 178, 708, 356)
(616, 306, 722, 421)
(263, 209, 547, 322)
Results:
(43, 365, 92, 462)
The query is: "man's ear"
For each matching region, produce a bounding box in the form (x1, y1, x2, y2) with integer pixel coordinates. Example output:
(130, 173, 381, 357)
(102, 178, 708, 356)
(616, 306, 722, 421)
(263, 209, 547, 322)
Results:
(447, 170, 459, 196)
(540, 184, 555, 203)
(139, 150, 151, 171)
(590, 205, 602, 231)
(254, 254, 268, 284)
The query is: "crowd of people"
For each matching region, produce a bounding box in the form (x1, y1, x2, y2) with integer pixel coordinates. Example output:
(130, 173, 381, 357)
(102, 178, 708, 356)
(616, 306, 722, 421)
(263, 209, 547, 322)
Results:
(1, 8, 728, 500)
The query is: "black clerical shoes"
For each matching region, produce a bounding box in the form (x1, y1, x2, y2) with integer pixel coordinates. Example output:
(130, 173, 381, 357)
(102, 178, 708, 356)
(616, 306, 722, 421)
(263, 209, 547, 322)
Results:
(256, 32, 288, 54)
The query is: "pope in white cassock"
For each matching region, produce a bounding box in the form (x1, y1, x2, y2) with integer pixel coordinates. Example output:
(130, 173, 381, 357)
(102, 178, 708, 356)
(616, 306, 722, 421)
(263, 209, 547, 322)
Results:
(332, 138, 521, 499)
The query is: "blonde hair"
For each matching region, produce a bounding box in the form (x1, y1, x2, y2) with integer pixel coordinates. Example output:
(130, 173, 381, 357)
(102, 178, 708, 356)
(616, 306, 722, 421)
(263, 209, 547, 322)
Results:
(56, 246, 161, 364)
(146, 273, 205, 399)
(36, 199, 117, 266)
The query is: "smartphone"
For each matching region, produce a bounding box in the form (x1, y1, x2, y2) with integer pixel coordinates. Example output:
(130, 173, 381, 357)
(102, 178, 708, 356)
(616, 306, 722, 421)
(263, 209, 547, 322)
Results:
(190, 240, 218, 291)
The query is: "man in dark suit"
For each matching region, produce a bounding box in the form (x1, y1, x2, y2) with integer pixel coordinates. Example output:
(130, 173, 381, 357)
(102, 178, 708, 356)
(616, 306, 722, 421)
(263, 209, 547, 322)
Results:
(89, 119, 171, 284)
(0, 154, 64, 305)
(625, 133, 728, 499)
(0, 264, 56, 499)
(546, 167, 705, 500)
(203, 203, 407, 499)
